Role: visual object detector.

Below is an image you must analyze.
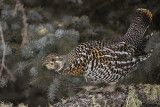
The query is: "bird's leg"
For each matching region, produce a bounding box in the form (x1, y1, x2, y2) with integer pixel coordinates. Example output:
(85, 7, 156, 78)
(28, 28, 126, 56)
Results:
(81, 85, 95, 92)
(102, 82, 117, 93)
(81, 81, 101, 92)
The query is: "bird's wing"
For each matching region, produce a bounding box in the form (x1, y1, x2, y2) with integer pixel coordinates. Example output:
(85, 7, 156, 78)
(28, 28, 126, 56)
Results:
(84, 42, 149, 82)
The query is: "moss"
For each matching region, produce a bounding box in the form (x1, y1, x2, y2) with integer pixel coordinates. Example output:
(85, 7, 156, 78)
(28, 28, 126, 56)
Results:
(0, 102, 13, 107)
(37, 25, 49, 36)
(125, 85, 142, 107)
(0, 102, 28, 107)
(142, 84, 160, 101)
(111, 103, 116, 107)
(89, 95, 101, 107)
(157, 85, 160, 101)
(17, 103, 28, 107)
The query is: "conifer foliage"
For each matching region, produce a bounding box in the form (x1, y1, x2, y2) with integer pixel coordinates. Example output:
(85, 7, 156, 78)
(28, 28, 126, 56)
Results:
(0, 0, 103, 103)
(0, 0, 160, 106)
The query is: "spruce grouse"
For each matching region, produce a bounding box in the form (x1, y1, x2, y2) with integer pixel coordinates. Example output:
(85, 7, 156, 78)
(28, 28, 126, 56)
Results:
(43, 8, 153, 86)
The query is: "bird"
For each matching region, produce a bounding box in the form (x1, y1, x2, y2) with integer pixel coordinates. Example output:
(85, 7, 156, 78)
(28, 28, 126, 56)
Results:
(42, 8, 153, 92)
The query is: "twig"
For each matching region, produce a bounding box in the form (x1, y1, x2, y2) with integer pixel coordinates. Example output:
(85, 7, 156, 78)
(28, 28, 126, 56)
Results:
(0, 25, 16, 82)
(30, 75, 53, 85)
(154, 73, 160, 84)
(3, 65, 16, 82)
(89, 0, 114, 18)
(0, 0, 4, 3)
(4, 62, 32, 82)
(13, 0, 28, 48)
(0, 24, 6, 79)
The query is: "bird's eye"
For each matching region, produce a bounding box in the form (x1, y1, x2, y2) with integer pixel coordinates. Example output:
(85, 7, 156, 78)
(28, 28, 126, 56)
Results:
(51, 59, 55, 61)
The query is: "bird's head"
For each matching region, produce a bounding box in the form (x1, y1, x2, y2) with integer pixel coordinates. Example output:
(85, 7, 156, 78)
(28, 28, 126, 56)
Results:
(42, 53, 65, 72)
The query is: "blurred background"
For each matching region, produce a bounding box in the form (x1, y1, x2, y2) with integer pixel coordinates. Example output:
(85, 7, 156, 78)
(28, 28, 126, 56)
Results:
(0, 0, 160, 106)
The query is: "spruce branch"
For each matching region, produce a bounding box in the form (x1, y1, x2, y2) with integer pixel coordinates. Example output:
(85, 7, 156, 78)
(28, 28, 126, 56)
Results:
(6, 62, 32, 81)
(0, 77, 7, 87)
(13, 0, 28, 48)
(48, 78, 60, 102)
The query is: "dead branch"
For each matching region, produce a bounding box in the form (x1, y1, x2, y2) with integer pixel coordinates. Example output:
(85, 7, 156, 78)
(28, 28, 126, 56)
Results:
(0, 25, 16, 82)
(0, 24, 6, 79)
(53, 84, 160, 107)
(13, 0, 28, 48)
(3, 65, 16, 82)
(0, 0, 4, 3)
(89, 0, 114, 18)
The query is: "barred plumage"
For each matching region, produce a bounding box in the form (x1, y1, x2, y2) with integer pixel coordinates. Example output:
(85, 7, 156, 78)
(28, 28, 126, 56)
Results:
(120, 8, 152, 48)
(43, 8, 153, 84)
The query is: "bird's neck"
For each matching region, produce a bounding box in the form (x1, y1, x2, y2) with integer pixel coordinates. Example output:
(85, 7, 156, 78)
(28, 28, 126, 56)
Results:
(56, 55, 68, 72)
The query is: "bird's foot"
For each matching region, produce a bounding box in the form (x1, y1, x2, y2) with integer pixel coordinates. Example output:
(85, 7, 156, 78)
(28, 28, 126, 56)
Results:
(102, 82, 117, 94)
(82, 85, 95, 92)
(80, 85, 103, 94)
(102, 85, 115, 94)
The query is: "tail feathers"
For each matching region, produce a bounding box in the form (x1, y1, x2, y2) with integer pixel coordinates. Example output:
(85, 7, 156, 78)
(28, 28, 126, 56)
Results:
(139, 51, 152, 62)
(120, 8, 152, 47)
(131, 8, 152, 32)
